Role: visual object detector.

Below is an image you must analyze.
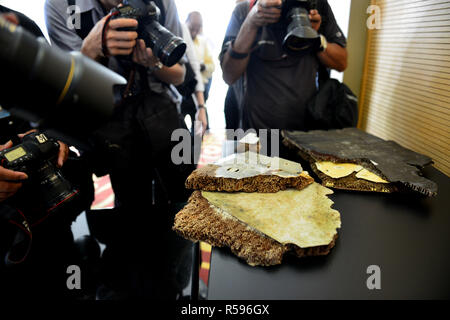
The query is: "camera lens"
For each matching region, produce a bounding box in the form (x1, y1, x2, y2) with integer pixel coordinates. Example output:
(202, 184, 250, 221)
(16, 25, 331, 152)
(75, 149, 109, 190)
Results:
(145, 21, 187, 67)
(159, 36, 187, 68)
(36, 161, 79, 212)
(0, 16, 126, 137)
(283, 7, 320, 55)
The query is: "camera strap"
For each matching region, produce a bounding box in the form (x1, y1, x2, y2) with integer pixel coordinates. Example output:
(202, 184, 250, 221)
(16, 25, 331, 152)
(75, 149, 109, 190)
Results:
(153, 0, 166, 26)
(101, 10, 120, 58)
(3, 207, 32, 265)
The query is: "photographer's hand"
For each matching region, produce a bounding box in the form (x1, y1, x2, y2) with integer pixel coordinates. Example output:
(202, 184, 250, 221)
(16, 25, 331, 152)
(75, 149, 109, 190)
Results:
(132, 39, 159, 67)
(132, 39, 186, 86)
(0, 141, 28, 202)
(57, 142, 69, 168)
(248, 0, 282, 28)
(309, 9, 322, 31)
(17, 130, 69, 168)
(81, 17, 138, 61)
(223, 0, 282, 85)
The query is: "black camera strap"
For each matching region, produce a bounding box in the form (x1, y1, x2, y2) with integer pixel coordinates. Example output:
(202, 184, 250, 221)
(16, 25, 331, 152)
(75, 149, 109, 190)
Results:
(153, 0, 166, 26)
(1, 206, 32, 266)
(101, 10, 121, 57)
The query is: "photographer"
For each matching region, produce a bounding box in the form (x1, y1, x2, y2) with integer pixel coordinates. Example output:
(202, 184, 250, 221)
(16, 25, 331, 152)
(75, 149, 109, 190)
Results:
(221, 0, 348, 133)
(46, 0, 185, 83)
(45, 0, 190, 299)
(0, 8, 98, 300)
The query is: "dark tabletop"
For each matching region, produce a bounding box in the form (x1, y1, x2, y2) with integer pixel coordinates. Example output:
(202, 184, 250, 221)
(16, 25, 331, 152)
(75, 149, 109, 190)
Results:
(207, 166, 450, 300)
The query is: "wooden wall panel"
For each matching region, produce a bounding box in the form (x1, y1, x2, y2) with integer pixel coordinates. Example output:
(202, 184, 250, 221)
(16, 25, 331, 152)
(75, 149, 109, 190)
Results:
(359, 0, 450, 176)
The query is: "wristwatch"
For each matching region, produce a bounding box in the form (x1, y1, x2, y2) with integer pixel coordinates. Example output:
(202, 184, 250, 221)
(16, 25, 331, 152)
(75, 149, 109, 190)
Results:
(319, 34, 328, 52)
(150, 60, 163, 72)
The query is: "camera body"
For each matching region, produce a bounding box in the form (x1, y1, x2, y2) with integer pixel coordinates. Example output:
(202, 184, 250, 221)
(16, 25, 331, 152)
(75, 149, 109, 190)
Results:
(0, 132, 79, 221)
(281, 0, 321, 55)
(110, 0, 186, 67)
(283, 0, 315, 13)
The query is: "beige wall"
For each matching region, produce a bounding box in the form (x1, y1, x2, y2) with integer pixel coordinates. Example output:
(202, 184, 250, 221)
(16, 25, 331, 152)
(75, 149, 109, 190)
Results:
(343, 0, 371, 100)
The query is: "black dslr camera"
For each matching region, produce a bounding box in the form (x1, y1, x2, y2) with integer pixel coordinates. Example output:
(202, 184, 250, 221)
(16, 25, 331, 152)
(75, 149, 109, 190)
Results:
(281, 0, 320, 55)
(0, 132, 79, 221)
(110, 0, 186, 67)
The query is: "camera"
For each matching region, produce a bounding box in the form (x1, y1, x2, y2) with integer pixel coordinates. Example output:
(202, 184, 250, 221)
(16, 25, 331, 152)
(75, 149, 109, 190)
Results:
(282, 0, 321, 55)
(0, 16, 126, 145)
(111, 0, 187, 67)
(0, 132, 79, 222)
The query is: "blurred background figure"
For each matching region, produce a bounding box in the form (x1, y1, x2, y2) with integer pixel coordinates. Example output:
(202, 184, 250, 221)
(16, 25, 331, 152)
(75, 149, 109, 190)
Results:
(179, 21, 208, 136)
(186, 11, 215, 102)
(223, 0, 247, 131)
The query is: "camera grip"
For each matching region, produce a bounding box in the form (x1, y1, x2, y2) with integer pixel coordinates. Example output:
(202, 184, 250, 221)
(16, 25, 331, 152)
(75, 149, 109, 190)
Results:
(116, 25, 138, 32)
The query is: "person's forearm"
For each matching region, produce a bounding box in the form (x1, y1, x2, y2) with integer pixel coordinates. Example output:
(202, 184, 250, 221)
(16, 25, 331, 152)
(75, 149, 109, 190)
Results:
(222, 18, 259, 85)
(195, 91, 205, 107)
(154, 63, 186, 86)
(317, 43, 348, 72)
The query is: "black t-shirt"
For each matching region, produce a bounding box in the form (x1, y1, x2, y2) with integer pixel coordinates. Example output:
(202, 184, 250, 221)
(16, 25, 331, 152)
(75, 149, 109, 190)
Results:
(220, 0, 347, 131)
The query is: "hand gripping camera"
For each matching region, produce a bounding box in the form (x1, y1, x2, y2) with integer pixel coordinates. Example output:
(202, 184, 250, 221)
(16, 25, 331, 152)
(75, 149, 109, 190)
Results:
(282, 0, 321, 55)
(110, 0, 187, 67)
(0, 132, 79, 223)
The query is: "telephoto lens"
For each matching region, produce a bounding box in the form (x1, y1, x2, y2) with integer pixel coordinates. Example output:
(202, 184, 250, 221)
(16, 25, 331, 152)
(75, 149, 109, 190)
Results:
(0, 16, 126, 138)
